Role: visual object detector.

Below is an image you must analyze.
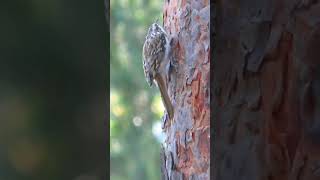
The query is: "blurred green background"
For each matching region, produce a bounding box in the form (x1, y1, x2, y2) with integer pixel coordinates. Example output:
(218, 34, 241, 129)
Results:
(0, 0, 107, 180)
(110, 0, 165, 179)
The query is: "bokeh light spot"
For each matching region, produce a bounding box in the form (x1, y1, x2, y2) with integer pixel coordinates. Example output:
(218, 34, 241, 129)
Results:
(152, 121, 165, 143)
(151, 94, 164, 117)
(111, 139, 122, 154)
(132, 116, 143, 127)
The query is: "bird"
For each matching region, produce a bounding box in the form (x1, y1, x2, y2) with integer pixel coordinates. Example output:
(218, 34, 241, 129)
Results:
(142, 22, 174, 120)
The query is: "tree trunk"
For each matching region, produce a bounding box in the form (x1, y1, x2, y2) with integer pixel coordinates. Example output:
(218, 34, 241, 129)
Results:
(160, 0, 210, 179)
(213, 1, 320, 180)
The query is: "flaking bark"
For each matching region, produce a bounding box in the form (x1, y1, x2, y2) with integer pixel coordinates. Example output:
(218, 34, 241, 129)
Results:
(160, 0, 210, 179)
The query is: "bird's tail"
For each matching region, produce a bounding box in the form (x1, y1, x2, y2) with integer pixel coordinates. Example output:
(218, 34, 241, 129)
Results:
(155, 74, 174, 120)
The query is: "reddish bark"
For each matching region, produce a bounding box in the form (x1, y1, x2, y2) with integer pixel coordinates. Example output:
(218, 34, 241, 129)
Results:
(161, 0, 210, 179)
(213, 1, 320, 179)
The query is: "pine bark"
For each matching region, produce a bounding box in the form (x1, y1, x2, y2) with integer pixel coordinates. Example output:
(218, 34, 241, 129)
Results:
(160, 0, 210, 179)
(213, 1, 320, 180)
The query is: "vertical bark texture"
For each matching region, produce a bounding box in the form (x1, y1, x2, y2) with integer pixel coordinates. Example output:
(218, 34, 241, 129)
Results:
(161, 0, 210, 179)
(213, 0, 320, 180)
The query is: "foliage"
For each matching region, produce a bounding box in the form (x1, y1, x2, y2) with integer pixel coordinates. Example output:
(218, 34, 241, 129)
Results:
(110, 0, 165, 179)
